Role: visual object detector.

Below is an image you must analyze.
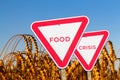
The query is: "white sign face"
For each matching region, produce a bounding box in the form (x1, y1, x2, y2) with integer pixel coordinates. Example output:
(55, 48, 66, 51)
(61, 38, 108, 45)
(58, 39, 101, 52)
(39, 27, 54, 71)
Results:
(39, 22, 81, 61)
(77, 35, 103, 64)
(75, 31, 109, 71)
(31, 16, 89, 68)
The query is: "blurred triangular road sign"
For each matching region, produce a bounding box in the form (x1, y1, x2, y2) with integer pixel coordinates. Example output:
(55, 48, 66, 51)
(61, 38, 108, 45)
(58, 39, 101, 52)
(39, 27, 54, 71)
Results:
(31, 16, 89, 68)
(75, 30, 109, 71)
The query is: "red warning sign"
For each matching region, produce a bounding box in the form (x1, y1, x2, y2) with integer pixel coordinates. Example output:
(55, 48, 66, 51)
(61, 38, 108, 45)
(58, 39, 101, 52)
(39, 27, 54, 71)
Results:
(31, 16, 89, 68)
(75, 30, 109, 71)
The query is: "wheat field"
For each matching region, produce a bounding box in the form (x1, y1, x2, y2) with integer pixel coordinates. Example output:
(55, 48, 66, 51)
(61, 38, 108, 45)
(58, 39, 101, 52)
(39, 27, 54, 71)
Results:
(0, 34, 120, 80)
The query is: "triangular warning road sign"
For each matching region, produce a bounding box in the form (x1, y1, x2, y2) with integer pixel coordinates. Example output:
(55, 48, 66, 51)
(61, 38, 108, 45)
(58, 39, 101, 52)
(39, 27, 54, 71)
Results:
(31, 16, 89, 68)
(75, 30, 109, 71)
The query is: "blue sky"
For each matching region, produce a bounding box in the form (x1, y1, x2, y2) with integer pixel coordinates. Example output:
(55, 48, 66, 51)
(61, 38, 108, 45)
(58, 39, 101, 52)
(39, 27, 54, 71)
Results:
(0, 0, 120, 57)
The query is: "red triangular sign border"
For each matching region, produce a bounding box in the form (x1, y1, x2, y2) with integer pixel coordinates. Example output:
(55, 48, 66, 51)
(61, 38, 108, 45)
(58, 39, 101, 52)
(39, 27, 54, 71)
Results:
(31, 16, 89, 68)
(75, 30, 109, 71)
